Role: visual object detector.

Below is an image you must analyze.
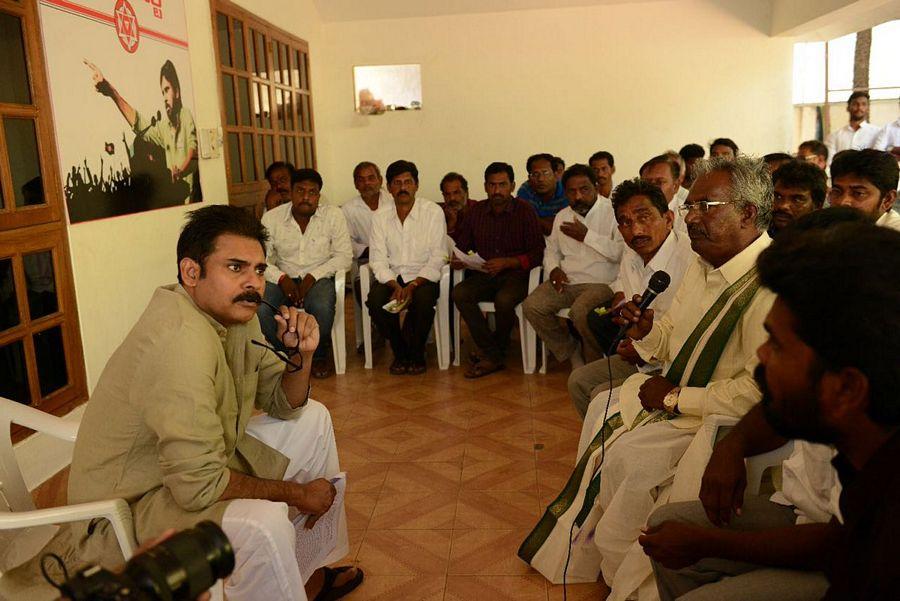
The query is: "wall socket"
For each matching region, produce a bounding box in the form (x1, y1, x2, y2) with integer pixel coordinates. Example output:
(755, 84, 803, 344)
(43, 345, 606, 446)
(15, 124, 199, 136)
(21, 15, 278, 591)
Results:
(198, 127, 223, 159)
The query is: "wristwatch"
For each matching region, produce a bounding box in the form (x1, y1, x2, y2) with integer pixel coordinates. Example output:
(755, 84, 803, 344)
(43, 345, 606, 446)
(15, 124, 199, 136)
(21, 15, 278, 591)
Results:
(663, 386, 681, 414)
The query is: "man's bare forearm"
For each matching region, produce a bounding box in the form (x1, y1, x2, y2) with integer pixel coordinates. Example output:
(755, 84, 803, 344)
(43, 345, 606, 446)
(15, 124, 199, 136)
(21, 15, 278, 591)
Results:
(702, 522, 836, 571)
(219, 468, 300, 505)
(282, 349, 313, 408)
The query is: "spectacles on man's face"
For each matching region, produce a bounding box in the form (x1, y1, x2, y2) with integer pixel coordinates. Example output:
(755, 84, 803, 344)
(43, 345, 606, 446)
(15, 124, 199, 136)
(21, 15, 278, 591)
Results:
(529, 169, 553, 179)
(677, 201, 737, 216)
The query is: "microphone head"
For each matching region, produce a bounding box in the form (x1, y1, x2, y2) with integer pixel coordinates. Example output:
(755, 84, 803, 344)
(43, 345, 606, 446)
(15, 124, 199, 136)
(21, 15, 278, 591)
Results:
(648, 271, 671, 294)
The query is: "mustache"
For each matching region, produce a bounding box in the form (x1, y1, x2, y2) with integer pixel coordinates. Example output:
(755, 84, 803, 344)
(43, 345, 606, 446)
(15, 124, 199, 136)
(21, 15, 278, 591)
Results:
(631, 235, 651, 245)
(234, 290, 263, 304)
(687, 224, 706, 238)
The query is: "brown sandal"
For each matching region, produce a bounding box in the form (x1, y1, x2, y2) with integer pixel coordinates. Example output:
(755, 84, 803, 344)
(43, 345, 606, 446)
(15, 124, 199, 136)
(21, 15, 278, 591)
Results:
(464, 359, 505, 379)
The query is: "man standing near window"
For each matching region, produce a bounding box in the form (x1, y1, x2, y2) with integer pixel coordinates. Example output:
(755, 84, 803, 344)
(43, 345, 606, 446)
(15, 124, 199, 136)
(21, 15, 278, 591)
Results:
(825, 91, 881, 159)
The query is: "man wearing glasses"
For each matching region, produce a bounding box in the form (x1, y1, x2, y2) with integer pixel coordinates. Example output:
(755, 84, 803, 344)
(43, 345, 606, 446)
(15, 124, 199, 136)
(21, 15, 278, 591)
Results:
(517, 153, 569, 235)
(768, 160, 827, 237)
(796, 140, 829, 171)
(520, 157, 775, 597)
(37, 206, 362, 601)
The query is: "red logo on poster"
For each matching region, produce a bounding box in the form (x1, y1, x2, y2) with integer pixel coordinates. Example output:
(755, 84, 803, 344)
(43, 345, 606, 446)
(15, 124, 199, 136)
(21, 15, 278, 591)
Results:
(114, 0, 140, 53)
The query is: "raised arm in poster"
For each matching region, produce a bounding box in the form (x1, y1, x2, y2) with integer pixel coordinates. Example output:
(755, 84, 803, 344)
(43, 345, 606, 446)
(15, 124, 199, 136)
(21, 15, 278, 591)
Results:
(39, 0, 202, 223)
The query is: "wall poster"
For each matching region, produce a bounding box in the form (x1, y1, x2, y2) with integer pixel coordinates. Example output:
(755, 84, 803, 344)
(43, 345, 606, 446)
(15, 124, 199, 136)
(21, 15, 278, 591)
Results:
(39, 0, 201, 223)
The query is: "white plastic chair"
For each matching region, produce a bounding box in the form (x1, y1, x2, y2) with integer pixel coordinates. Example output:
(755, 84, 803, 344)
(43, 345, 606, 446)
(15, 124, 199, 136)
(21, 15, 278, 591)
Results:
(452, 266, 541, 374)
(708, 414, 796, 495)
(331, 270, 347, 375)
(538, 308, 572, 374)
(0, 397, 137, 571)
(349, 261, 364, 351)
(359, 264, 451, 370)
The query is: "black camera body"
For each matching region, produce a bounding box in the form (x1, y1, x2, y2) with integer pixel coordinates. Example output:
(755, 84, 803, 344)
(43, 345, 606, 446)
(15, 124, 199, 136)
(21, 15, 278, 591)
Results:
(60, 521, 234, 601)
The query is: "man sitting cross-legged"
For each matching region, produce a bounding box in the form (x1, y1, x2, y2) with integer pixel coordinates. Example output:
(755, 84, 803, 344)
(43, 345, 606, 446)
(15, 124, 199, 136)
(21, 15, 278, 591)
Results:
(567, 178, 695, 418)
(522, 163, 622, 368)
(258, 168, 352, 379)
(642, 211, 900, 601)
(519, 156, 775, 598)
(1, 206, 361, 601)
(452, 161, 544, 378)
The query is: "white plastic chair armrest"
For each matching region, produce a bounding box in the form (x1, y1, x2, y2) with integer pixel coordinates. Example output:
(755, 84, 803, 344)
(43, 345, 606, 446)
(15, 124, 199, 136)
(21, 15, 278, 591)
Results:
(746, 440, 795, 496)
(527, 266, 541, 292)
(0, 499, 137, 559)
(2, 401, 78, 442)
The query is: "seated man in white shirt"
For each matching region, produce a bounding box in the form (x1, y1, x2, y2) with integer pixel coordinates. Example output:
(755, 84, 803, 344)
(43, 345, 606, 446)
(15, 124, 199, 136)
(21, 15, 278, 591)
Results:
(367, 160, 447, 375)
(523, 164, 621, 367)
(873, 97, 900, 161)
(828, 149, 899, 230)
(567, 178, 694, 418)
(825, 91, 881, 160)
(642, 154, 688, 234)
(342, 161, 390, 265)
(259, 168, 352, 378)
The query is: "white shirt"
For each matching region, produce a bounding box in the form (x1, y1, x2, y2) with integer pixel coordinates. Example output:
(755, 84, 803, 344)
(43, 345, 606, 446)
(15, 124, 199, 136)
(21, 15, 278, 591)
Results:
(873, 118, 900, 152)
(370, 198, 447, 284)
(341, 190, 392, 259)
(261, 203, 352, 283)
(670, 187, 689, 235)
(771, 442, 842, 525)
(610, 228, 695, 318)
(633, 233, 776, 427)
(877, 209, 900, 231)
(825, 121, 881, 159)
(544, 200, 623, 285)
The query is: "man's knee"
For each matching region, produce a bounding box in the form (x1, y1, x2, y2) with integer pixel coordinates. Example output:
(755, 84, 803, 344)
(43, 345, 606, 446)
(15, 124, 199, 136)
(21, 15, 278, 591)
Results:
(305, 279, 337, 312)
(568, 365, 593, 417)
(494, 286, 526, 313)
(224, 499, 295, 552)
(452, 279, 477, 305)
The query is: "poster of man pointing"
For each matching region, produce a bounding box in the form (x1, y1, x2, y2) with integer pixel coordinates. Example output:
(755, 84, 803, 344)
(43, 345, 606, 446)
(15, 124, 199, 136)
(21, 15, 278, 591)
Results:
(39, 0, 201, 223)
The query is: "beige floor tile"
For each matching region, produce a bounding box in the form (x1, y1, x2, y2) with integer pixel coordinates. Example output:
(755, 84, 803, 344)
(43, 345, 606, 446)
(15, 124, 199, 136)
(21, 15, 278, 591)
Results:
(445, 575, 548, 601)
(341, 574, 445, 600)
(382, 461, 462, 493)
(448, 529, 535, 576)
(356, 530, 452, 575)
(455, 490, 542, 529)
(345, 491, 380, 530)
(393, 433, 468, 463)
(369, 491, 458, 529)
(461, 459, 538, 492)
(343, 461, 390, 494)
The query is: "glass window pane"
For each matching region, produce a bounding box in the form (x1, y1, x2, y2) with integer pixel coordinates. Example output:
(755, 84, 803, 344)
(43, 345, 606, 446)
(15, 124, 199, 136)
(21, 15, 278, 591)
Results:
(232, 20, 246, 71)
(0, 339, 30, 404)
(281, 136, 289, 163)
(255, 134, 265, 180)
(283, 90, 293, 131)
(242, 133, 256, 182)
(301, 95, 310, 132)
(792, 42, 825, 105)
(237, 77, 251, 126)
(216, 13, 231, 68)
(252, 83, 261, 128)
(248, 28, 256, 77)
(222, 74, 236, 126)
(24, 251, 57, 320)
(281, 45, 290, 86)
(305, 138, 315, 168)
(870, 20, 900, 91)
(227, 132, 242, 183)
(827, 32, 855, 95)
(4, 118, 43, 208)
(0, 12, 32, 105)
(274, 89, 284, 130)
(273, 42, 282, 84)
(0, 258, 19, 332)
(289, 49, 299, 89)
(263, 135, 274, 171)
(34, 325, 68, 398)
(260, 84, 271, 128)
(300, 52, 309, 90)
(295, 138, 306, 170)
(255, 31, 267, 79)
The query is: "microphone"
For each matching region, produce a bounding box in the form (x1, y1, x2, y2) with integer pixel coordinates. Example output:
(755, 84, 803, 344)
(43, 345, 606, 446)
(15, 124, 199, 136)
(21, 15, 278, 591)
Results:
(607, 270, 671, 356)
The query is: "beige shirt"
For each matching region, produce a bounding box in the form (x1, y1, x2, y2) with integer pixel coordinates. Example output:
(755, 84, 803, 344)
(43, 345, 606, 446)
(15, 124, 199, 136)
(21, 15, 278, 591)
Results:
(69, 284, 301, 541)
(632, 233, 776, 427)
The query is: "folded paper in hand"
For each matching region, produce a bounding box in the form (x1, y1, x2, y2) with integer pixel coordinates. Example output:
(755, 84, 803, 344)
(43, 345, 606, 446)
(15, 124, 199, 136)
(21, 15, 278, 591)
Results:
(294, 472, 347, 581)
(452, 247, 486, 271)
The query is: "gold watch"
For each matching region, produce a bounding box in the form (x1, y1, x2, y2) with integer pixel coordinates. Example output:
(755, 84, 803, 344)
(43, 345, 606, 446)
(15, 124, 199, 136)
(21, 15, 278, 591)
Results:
(663, 386, 681, 414)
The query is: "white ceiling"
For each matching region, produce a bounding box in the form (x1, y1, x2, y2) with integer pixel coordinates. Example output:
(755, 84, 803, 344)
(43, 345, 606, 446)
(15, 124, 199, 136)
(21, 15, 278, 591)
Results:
(312, 0, 669, 23)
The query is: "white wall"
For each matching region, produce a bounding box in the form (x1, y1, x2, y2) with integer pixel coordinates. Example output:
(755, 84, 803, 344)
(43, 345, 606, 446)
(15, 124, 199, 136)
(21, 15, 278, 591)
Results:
(65, 0, 323, 392)
(314, 0, 795, 205)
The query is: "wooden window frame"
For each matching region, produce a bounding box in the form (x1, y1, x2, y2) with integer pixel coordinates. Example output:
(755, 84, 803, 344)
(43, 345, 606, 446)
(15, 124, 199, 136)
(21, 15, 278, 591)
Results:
(0, 0, 88, 441)
(211, 0, 316, 217)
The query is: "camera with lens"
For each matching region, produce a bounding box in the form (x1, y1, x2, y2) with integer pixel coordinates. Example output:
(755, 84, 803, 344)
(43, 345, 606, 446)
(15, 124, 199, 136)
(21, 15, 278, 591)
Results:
(51, 521, 234, 600)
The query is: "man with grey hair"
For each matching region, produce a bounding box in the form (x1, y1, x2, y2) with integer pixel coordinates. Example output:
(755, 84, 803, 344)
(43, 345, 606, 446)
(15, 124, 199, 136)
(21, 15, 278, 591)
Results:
(519, 156, 775, 598)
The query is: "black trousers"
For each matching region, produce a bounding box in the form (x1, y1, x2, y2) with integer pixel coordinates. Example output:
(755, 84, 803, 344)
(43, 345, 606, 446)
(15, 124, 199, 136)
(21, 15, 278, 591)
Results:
(452, 269, 529, 363)
(365, 277, 440, 362)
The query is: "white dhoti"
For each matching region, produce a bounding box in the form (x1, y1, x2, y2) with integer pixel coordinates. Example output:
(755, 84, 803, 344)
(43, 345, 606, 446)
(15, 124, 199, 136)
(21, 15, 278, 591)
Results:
(221, 400, 349, 601)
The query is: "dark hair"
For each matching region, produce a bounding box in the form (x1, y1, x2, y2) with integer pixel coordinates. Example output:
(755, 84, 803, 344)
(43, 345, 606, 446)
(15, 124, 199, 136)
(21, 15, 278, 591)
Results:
(640, 155, 678, 181)
(611, 178, 669, 217)
(385, 160, 419, 185)
(772, 160, 828, 208)
(177, 205, 268, 284)
(798, 140, 828, 161)
(831, 149, 900, 197)
(561, 163, 598, 187)
(847, 90, 870, 105)
(484, 161, 515, 183)
(588, 151, 615, 168)
(679, 144, 705, 160)
(265, 161, 294, 182)
(757, 219, 900, 425)
(710, 138, 738, 155)
(440, 172, 469, 193)
(764, 152, 793, 164)
(551, 156, 565, 172)
(160, 59, 181, 95)
(353, 161, 381, 180)
(526, 153, 555, 173)
(291, 167, 323, 190)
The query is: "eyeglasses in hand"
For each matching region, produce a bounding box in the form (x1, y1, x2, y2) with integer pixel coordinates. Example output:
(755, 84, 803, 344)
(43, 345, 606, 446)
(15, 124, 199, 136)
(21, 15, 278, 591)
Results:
(251, 297, 304, 373)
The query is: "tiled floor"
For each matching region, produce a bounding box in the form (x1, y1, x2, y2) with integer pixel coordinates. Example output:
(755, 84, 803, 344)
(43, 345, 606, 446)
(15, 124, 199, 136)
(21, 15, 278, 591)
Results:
(34, 296, 610, 600)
